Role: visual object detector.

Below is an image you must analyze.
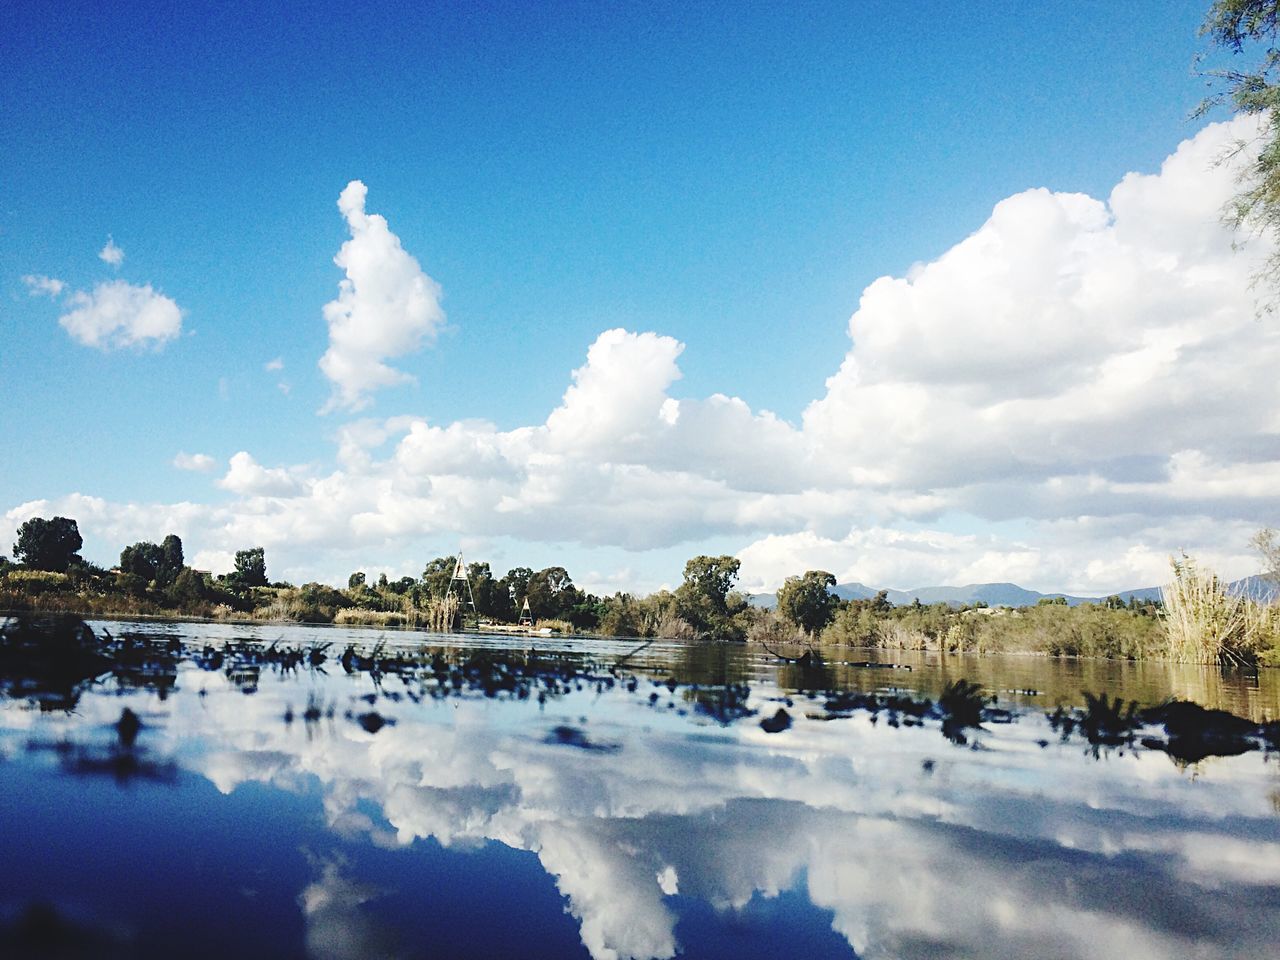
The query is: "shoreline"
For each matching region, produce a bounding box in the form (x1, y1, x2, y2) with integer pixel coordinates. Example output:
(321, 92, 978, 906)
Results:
(3, 606, 1274, 670)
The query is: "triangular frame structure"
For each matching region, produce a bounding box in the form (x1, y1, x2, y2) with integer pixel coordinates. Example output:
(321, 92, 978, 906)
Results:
(518, 597, 533, 627)
(445, 550, 480, 629)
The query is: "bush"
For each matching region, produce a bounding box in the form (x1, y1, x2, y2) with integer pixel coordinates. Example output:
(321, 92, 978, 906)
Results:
(1161, 556, 1253, 665)
(747, 610, 805, 647)
(333, 608, 408, 627)
(4, 570, 72, 593)
(534, 618, 574, 634)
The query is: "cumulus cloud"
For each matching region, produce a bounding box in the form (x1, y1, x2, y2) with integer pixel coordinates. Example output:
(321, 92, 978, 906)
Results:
(217, 452, 308, 498)
(803, 117, 1275, 498)
(319, 180, 445, 413)
(8, 119, 1279, 593)
(265, 357, 284, 372)
(22, 274, 64, 297)
(173, 452, 217, 472)
(57, 279, 183, 349)
(47, 664, 1276, 960)
(98, 236, 124, 266)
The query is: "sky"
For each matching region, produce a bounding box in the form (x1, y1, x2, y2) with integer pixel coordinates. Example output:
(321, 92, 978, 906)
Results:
(2, 0, 1276, 596)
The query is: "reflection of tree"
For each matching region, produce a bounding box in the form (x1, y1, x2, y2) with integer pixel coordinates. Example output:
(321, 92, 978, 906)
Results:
(672, 642, 757, 723)
(5, 623, 1280, 960)
(0, 615, 110, 710)
(24, 706, 177, 784)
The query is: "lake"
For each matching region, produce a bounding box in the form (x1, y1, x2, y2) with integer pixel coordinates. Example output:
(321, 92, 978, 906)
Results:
(1, 617, 1278, 959)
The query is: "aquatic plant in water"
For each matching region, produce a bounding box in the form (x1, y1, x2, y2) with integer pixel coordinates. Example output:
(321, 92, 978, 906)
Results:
(1161, 555, 1253, 665)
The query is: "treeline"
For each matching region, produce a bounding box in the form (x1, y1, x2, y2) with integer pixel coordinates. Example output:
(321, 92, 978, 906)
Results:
(0, 517, 292, 618)
(0, 515, 755, 638)
(3, 515, 1277, 665)
(765, 562, 1279, 667)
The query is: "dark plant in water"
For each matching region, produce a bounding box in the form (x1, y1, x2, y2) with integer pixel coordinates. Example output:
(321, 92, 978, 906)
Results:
(938, 679, 986, 728)
(759, 707, 792, 733)
(0, 614, 110, 709)
(1080, 692, 1141, 746)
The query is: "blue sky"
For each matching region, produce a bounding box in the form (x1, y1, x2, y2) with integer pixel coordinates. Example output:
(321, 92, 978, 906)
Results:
(4, 1, 1275, 594)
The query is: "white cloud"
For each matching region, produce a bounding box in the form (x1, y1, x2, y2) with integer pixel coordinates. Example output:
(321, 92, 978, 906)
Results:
(803, 116, 1275, 498)
(173, 452, 217, 473)
(217, 451, 307, 498)
(22, 274, 64, 297)
(41, 663, 1274, 960)
(98, 235, 124, 266)
(57, 279, 183, 349)
(319, 180, 445, 413)
(265, 357, 284, 372)
(8, 119, 1280, 593)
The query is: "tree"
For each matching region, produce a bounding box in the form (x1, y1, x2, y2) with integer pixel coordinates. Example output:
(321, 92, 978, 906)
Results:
(468, 562, 504, 619)
(777, 570, 838, 635)
(498, 567, 534, 619)
(234, 547, 268, 587)
(869, 589, 893, 614)
(1253, 526, 1280, 581)
(13, 516, 83, 572)
(526, 566, 577, 618)
(158, 534, 184, 588)
(168, 567, 208, 607)
(1198, 1, 1280, 292)
(348, 571, 367, 590)
(675, 555, 743, 637)
(421, 556, 455, 599)
(120, 541, 164, 583)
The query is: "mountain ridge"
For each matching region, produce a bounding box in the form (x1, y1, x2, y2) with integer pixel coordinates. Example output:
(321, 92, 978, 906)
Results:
(747, 574, 1276, 610)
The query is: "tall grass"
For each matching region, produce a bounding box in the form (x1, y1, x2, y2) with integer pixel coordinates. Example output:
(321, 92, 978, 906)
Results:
(333, 609, 409, 627)
(1245, 599, 1280, 666)
(1161, 555, 1253, 665)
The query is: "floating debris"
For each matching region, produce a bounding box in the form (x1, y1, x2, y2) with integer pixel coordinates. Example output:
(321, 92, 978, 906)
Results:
(760, 708, 792, 733)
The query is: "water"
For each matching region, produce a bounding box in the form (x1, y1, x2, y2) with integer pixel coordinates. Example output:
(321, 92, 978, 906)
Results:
(1, 618, 1277, 959)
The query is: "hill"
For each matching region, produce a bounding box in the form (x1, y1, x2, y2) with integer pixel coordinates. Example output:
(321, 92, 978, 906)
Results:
(747, 574, 1275, 610)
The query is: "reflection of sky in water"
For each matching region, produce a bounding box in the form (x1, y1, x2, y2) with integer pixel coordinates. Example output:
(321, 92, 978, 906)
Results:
(0, 627, 1278, 960)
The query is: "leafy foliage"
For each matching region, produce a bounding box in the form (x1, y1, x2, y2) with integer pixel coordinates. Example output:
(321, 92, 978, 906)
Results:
(13, 517, 83, 572)
(233, 547, 268, 588)
(675, 555, 749, 639)
(1198, 1, 1280, 293)
(776, 570, 838, 635)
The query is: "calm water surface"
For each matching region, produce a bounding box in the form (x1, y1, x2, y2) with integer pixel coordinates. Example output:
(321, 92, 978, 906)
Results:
(1, 618, 1278, 959)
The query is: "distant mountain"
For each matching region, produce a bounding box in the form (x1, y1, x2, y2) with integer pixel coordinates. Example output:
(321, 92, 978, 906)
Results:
(1227, 574, 1279, 602)
(747, 574, 1277, 610)
(747, 581, 878, 610)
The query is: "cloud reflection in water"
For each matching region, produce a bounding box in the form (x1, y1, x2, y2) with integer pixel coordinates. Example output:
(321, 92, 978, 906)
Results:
(2, 649, 1278, 960)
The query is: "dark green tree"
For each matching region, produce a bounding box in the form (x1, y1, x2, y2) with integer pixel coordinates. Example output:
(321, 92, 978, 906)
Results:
(13, 516, 83, 572)
(167, 567, 208, 607)
(777, 570, 838, 635)
(675, 554, 741, 630)
(120, 541, 163, 582)
(526, 566, 577, 618)
(467, 562, 504, 618)
(421, 556, 455, 599)
(348, 571, 367, 590)
(158, 534, 184, 588)
(498, 566, 534, 619)
(234, 547, 268, 587)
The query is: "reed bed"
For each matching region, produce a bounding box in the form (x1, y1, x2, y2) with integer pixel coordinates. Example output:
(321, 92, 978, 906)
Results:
(1161, 556, 1254, 665)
